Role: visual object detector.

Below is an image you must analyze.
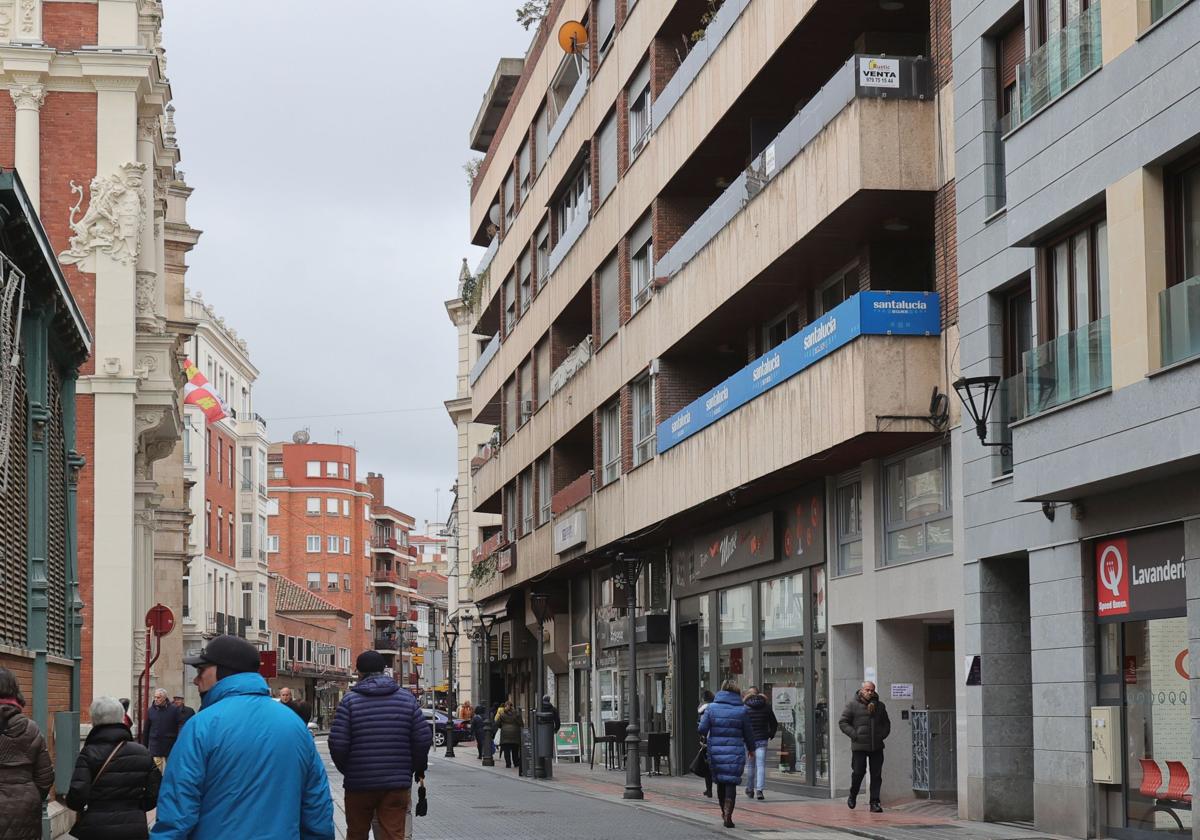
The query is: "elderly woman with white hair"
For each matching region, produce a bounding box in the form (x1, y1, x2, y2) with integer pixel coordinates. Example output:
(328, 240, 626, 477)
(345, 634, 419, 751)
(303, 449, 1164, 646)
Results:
(66, 696, 160, 839)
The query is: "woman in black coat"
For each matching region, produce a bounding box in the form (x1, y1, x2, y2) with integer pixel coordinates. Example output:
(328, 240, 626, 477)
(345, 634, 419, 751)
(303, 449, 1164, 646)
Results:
(67, 696, 161, 839)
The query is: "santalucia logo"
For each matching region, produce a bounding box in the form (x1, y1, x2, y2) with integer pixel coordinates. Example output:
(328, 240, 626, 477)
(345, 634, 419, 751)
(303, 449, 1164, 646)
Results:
(752, 354, 781, 382)
(705, 386, 730, 412)
(804, 317, 837, 349)
(872, 299, 928, 311)
(670, 410, 692, 434)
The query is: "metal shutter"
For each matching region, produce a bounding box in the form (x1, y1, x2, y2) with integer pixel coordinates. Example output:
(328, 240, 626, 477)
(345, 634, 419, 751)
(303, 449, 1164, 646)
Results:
(598, 254, 619, 344)
(598, 113, 618, 200)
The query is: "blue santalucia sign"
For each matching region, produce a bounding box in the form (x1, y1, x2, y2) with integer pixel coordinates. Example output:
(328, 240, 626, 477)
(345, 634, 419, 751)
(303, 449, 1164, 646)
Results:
(656, 291, 941, 454)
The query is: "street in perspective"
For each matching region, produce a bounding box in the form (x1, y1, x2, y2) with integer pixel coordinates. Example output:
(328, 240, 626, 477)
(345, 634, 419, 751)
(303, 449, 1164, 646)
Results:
(0, 0, 1198, 839)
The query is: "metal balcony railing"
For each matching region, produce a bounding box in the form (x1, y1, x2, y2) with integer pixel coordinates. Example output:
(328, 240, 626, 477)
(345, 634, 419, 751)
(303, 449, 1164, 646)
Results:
(1012, 4, 1102, 129)
(1024, 317, 1111, 416)
(1160, 276, 1200, 368)
(373, 637, 399, 651)
(546, 65, 589, 157)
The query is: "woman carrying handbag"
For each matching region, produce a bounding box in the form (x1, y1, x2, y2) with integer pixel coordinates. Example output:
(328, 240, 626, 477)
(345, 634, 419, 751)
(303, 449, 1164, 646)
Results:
(692, 690, 715, 798)
(66, 697, 161, 840)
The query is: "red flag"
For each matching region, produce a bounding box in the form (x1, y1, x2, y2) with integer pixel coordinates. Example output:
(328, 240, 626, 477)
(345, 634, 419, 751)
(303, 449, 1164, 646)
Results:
(182, 359, 229, 424)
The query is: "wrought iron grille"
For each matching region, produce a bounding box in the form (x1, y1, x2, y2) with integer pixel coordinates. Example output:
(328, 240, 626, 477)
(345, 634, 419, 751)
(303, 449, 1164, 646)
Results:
(0, 353, 27, 646)
(47, 362, 68, 656)
(911, 709, 958, 795)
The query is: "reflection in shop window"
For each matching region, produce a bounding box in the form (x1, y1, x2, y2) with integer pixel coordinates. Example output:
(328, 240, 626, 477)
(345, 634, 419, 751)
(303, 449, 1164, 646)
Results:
(883, 444, 953, 564)
(719, 586, 754, 686)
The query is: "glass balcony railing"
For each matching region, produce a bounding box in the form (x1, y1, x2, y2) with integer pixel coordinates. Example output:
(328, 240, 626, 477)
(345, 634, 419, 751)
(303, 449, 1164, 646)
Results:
(1148, 0, 1188, 24)
(1023, 316, 1111, 416)
(997, 370, 1027, 474)
(1160, 276, 1200, 367)
(1012, 3, 1102, 129)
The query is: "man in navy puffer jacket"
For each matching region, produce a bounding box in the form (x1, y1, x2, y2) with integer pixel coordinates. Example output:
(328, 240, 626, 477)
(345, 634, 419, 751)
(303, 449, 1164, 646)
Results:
(330, 651, 432, 839)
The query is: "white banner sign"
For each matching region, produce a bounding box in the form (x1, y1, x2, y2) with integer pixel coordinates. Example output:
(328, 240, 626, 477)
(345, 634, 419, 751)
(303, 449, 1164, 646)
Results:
(859, 57, 900, 88)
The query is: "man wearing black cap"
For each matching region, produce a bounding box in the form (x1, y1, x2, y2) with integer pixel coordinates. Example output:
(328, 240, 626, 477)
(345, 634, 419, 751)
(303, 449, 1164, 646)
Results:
(150, 635, 334, 840)
(329, 651, 432, 840)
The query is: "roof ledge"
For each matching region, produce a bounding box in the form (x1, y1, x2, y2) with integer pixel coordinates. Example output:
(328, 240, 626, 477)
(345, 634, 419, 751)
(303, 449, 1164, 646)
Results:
(469, 57, 524, 153)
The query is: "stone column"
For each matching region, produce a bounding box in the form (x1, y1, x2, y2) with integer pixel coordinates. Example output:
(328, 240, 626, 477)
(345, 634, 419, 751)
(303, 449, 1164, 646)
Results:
(1107, 168, 1167, 388)
(9, 79, 45, 212)
(135, 116, 160, 333)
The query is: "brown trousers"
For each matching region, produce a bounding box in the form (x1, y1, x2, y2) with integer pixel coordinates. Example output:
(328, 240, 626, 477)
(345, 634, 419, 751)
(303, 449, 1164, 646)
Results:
(345, 788, 412, 840)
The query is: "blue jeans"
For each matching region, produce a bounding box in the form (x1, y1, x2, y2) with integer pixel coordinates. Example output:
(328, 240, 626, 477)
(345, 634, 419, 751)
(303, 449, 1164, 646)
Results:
(747, 740, 767, 791)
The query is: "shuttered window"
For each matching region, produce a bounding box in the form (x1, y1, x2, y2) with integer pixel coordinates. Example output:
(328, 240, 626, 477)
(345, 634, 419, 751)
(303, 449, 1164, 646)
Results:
(536, 338, 551, 406)
(596, 0, 616, 55)
(536, 218, 551, 288)
(518, 139, 531, 200)
(597, 254, 619, 345)
(534, 106, 549, 173)
(597, 112, 618, 201)
(627, 59, 652, 157)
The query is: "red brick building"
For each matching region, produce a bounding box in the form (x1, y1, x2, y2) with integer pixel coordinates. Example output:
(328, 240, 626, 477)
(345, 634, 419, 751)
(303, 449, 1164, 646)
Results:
(268, 574, 352, 729)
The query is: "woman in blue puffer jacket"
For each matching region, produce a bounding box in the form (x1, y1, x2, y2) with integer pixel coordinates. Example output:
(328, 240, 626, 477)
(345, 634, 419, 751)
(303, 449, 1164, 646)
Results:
(698, 679, 756, 828)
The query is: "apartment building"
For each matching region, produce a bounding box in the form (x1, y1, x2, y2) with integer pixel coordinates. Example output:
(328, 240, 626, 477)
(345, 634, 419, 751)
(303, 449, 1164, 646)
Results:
(951, 0, 1200, 836)
(269, 573, 352, 729)
(1, 1, 200, 716)
(179, 292, 271, 705)
(267, 440, 374, 661)
(363, 472, 420, 686)
(460, 0, 965, 802)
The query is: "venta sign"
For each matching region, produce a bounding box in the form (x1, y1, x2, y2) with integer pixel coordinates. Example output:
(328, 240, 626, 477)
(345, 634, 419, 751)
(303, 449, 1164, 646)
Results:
(1096, 525, 1185, 620)
(859, 57, 900, 89)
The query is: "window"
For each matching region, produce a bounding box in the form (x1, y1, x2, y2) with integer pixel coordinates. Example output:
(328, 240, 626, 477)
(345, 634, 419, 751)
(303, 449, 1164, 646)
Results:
(519, 247, 532, 312)
(1034, 0, 1092, 46)
(1041, 217, 1109, 342)
(503, 378, 517, 439)
(1166, 157, 1200, 286)
(228, 445, 235, 487)
(534, 106, 550, 173)
(182, 576, 191, 619)
(267, 535, 280, 553)
(307, 572, 320, 591)
(632, 376, 655, 466)
(306, 640, 314, 662)
(548, 52, 585, 124)
(228, 515, 234, 557)
(628, 214, 653, 314)
(242, 583, 253, 624)
(518, 360, 533, 426)
(763, 306, 802, 352)
(326, 572, 338, 591)
(628, 60, 652, 157)
(996, 17, 1024, 124)
(836, 479, 863, 575)
(518, 138, 531, 202)
(205, 430, 211, 474)
(595, 0, 615, 56)
(306, 461, 320, 478)
(519, 469, 534, 535)
(601, 400, 621, 485)
(327, 535, 339, 553)
(342, 499, 350, 517)
(241, 447, 252, 490)
(535, 219, 551, 289)
(343, 573, 351, 592)
(306, 535, 321, 553)
(504, 485, 517, 543)
(503, 272, 516, 335)
(306, 497, 320, 515)
(271, 465, 284, 480)
(216, 440, 222, 482)
(258, 584, 266, 630)
(343, 537, 351, 555)
(884, 444, 953, 563)
(503, 168, 516, 226)
(216, 507, 223, 552)
(597, 254, 619, 345)
(597, 112, 618, 201)
(536, 455, 551, 526)
(554, 159, 590, 238)
(816, 265, 857, 316)
(241, 514, 252, 558)
(327, 498, 338, 515)
(535, 338, 550, 407)
(326, 461, 338, 478)
(205, 501, 211, 547)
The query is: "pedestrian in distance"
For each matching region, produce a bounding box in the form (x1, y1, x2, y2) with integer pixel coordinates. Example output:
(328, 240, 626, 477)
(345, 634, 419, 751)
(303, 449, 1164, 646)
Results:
(279, 686, 312, 724)
(539, 695, 561, 732)
(150, 634, 333, 840)
(698, 679, 756, 829)
(140, 689, 181, 773)
(697, 689, 715, 798)
(470, 705, 490, 760)
(495, 700, 523, 770)
(329, 651, 432, 840)
(170, 696, 194, 727)
(743, 686, 778, 800)
(839, 680, 891, 813)
(65, 696, 161, 840)
(118, 698, 133, 730)
(0, 667, 53, 840)
(458, 698, 473, 725)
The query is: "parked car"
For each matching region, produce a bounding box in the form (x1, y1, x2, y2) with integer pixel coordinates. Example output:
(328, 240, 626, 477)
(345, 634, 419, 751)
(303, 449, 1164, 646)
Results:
(421, 708, 472, 747)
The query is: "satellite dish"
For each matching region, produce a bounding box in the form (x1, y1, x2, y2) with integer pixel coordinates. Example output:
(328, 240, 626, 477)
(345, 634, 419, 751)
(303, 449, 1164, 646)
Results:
(292, 429, 310, 444)
(558, 20, 588, 54)
(488, 204, 502, 226)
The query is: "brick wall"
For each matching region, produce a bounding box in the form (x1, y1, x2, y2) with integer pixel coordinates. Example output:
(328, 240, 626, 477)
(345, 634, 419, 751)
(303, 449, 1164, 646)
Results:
(619, 385, 633, 474)
(934, 179, 958, 330)
(930, 0, 953, 89)
(0, 653, 75, 787)
(42, 2, 98, 52)
(0, 95, 13, 168)
(651, 36, 681, 99)
(655, 357, 711, 425)
(653, 194, 706, 265)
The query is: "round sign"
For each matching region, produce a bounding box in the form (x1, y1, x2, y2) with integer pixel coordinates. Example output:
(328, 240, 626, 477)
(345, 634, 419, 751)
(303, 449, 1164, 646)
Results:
(145, 604, 175, 637)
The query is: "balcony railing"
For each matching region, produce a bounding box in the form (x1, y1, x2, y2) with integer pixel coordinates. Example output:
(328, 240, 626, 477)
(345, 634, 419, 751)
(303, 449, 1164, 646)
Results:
(653, 0, 751, 132)
(1023, 317, 1111, 416)
(546, 64, 589, 157)
(373, 604, 399, 618)
(476, 236, 498, 278)
(469, 333, 500, 386)
(551, 471, 594, 516)
(372, 536, 399, 551)
(1012, 3, 1102, 129)
(550, 335, 593, 396)
(655, 54, 932, 282)
(1148, 0, 1187, 23)
(547, 199, 590, 278)
(1160, 276, 1200, 367)
(997, 370, 1027, 475)
(373, 637, 399, 651)
(472, 531, 503, 566)
(372, 570, 401, 585)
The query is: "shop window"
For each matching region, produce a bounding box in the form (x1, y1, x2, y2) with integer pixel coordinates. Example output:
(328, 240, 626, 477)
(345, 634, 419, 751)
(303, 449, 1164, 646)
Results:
(718, 585, 754, 686)
(883, 443, 953, 564)
(835, 479, 863, 575)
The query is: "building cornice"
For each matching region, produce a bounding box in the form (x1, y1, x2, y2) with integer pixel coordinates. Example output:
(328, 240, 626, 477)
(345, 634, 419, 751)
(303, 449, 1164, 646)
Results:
(269, 486, 372, 499)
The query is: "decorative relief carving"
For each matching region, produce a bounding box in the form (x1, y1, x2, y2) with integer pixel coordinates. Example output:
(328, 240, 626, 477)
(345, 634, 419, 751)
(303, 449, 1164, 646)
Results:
(59, 163, 147, 272)
(9, 82, 45, 110)
(135, 272, 157, 320)
(0, 6, 13, 41)
(18, 0, 33, 35)
(137, 116, 158, 143)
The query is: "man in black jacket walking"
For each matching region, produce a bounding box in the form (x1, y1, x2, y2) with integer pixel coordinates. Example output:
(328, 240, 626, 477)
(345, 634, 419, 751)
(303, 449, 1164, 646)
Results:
(839, 681, 891, 812)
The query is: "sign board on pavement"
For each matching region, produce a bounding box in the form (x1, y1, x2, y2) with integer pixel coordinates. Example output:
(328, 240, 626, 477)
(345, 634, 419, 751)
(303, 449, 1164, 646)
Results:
(555, 722, 582, 760)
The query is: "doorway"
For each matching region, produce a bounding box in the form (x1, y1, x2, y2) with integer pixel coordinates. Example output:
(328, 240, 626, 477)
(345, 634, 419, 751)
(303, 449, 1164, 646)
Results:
(679, 623, 700, 765)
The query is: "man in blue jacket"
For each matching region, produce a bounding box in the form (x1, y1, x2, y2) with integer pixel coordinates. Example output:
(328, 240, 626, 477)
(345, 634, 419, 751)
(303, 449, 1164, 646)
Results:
(151, 635, 334, 840)
(329, 651, 432, 840)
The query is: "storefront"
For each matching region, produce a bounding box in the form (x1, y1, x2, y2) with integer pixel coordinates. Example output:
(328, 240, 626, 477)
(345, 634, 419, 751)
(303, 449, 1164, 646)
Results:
(674, 484, 830, 794)
(1094, 524, 1190, 839)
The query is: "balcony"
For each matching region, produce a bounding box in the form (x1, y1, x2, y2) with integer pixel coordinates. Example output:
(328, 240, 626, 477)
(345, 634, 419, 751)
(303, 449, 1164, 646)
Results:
(549, 336, 592, 396)
(371, 570, 402, 587)
(469, 333, 500, 387)
(472, 531, 503, 566)
(545, 63, 588, 158)
(656, 54, 933, 283)
(471, 438, 500, 474)
(1160, 277, 1200, 368)
(371, 536, 400, 553)
(373, 637, 398, 651)
(1022, 317, 1111, 417)
(372, 604, 399, 621)
(1010, 3, 1102, 130)
(653, 0, 751, 132)
(547, 200, 590, 278)
(551, 471, 593, 516)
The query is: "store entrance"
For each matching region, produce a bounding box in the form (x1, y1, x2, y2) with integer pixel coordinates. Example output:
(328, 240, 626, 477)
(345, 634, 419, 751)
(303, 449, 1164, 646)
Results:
(678, 623, 701, 766)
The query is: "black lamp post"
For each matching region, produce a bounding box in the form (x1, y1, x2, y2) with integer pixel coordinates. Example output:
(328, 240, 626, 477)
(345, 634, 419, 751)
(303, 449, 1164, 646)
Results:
(620, 554, 645, 800)
(530, 592, 552, 779)
(475, 603, 499, 767)
(952, 376, 1008, 452)
(442, 617, 460, 758)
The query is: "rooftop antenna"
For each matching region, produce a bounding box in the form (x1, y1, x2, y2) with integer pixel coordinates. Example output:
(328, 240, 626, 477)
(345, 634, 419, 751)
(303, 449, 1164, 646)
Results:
(558, 19, 588, 74)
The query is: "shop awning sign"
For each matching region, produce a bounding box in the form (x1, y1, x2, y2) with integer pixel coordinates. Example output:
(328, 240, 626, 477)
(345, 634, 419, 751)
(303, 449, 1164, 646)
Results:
(1096, 525, 1185, 620)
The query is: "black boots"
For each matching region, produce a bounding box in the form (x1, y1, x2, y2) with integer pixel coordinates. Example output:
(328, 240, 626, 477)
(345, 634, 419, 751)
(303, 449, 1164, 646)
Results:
(721, 799, 735, 829)
(870, 801, 884, 813)
(847, 793, 857, 810)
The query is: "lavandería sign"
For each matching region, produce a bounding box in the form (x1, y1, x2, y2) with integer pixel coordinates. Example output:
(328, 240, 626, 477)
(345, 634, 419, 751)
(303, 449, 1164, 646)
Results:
(656, 291, 941, 453)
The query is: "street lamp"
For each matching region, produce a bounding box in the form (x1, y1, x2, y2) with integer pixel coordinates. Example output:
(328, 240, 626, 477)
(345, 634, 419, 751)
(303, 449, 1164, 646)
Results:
(619, 553, 645, 800)
(474, 603, 499, 767)
(442, 617, 460, 759)
(529, 592, 552, 779)
(952, 376, 1008, 452)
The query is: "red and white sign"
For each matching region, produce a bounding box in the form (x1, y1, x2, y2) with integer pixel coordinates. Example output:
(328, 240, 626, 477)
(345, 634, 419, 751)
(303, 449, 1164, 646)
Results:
(1096, 539, 1130, 617)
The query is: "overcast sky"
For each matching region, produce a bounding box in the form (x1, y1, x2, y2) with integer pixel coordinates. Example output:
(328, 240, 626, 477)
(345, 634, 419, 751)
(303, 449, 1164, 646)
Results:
(163, 2, 532, 528)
